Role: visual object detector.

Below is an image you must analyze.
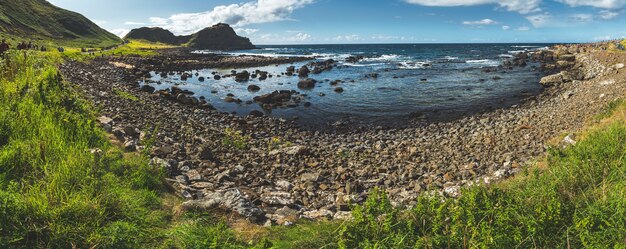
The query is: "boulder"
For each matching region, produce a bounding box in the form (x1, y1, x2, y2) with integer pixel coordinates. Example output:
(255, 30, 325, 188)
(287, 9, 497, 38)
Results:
(298, 66, 310, 77)
(297, 78, 317, 89)
(247, 84, 261, 92)
(140, 84, 155, 93)
(235, 70, 250, 82)
(181, 189, 265, 223)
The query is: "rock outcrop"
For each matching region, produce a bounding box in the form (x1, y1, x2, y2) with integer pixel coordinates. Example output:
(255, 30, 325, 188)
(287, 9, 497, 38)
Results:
(124, 27, 191, 45)
(187, 23, 256, 50)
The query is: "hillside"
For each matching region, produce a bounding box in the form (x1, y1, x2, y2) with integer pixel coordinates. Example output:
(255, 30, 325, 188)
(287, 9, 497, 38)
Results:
(124, 27, 191, 45)
(0, 0, 121, 47)
(188, 23, 255, 50)
(125, 23, 255, 50)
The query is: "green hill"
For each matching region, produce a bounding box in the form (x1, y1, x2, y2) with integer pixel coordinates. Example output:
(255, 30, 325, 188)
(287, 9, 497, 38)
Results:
(0, 0, 121, 47)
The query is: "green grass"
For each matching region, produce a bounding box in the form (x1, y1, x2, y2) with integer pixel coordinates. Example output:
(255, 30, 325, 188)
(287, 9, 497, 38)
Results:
(3, 46, 626, 248)
(114, 88, 140, 102)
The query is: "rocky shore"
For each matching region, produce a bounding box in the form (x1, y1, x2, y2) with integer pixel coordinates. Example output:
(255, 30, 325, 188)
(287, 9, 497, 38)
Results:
(61, 44, 626, 226)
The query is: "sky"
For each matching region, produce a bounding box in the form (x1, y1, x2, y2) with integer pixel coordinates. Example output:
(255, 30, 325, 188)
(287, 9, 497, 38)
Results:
(47, 0, 626, 44)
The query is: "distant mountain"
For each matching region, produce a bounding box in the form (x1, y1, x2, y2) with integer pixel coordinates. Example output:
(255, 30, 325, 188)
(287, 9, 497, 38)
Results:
(187, 23, 255, 50)
(125, 23, 256, 50)
(0, 0, 122, 47)
(124, 27, 191, 45)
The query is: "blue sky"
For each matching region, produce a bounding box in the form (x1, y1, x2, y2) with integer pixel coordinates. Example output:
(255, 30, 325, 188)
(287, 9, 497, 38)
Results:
(48, 0, 626, 44)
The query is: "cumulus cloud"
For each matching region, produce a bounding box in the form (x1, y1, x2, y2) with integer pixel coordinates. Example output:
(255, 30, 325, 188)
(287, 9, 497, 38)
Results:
(124, 21, 146, 25)
(149, 0, 314, 35)
(254, 32, 312, 44)
(109, 29, 130, 38)
(404, 0, 541, 14)
(517, 26, 531, 31)
(462, 18, 498, 25)
(598, 10, 621, 20)
(556, 0, 626, 8)
(234, 28, 260, 35)
(569, 13, 593, 22)
(502, 25, 511, 30)
(526, 13, 552, 27)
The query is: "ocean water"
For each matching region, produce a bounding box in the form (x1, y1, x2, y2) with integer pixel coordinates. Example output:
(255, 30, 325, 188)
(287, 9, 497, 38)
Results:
(144, 44, 551, 127)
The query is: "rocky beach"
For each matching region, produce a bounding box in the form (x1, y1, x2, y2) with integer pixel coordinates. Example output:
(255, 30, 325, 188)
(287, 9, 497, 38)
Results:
(61, 42, 626, 225)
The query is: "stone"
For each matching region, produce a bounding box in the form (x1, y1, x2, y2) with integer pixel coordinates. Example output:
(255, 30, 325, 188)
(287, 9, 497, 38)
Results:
(334, 87, 344, 93)
(276, 180, 293, 190)
(269, 145, 310, 156)
(124, 140, 137, 152)
(140, 84, 155, 93)
(182, 188, 265, 222)
(300, 172, 320, 182)
(247, 84, 261, 92)
(261, 191, 295, 206)
(297, 78, 317, 89)
(301, 209, 334, 220)
(198, 146, 214, 160)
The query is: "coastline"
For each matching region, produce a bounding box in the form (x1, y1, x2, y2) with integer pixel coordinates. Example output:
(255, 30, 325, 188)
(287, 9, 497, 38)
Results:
(61, 42, 626, 223)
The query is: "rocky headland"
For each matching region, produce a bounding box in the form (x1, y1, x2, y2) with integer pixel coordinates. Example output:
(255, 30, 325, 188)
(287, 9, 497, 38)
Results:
(124, 23, 255, 50)
(61, 42, 626, 225)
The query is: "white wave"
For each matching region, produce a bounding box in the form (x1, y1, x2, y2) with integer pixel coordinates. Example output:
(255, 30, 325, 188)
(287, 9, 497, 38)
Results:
(511, 45, 541, 48)
(466, 59, 500, 66)
(398, 61, 431, 69)
(362, 54, 402, 62)
(499, 54, 514, 58)
(344, 62, 387, 67)
(507, 50, 527, 54)
(443, 56, 459, 60)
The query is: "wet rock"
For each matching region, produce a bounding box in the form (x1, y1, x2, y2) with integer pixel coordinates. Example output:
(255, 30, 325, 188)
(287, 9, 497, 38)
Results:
(248, 84, 261, 92)
(140, 84, 155, 93)
(297, 78, 317, 89)
(235, 70, 250, 82)
(298, 66, 310, 77)
(334, 87, 344, 93)
(249, 110, 264, 117)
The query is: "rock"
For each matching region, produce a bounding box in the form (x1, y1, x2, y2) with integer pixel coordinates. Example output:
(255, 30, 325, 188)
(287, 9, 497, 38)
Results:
(123, 126, 139, 137)
(563, 134, 577, 145)
(198, 146, 214, 160)
(269, 145, 310, 156)
(276, 180, 293, 190)
(214, 75, 221, 80)
(249, 110, 264, 117)
(253, 90, 293, 107)
(297, 78, 317, 89)
(124, 140, 137, 152)
(261, 191, 295, 206)
(540, 72, 567, 86)
(300, 172, 320, 182)
(334, 87, 344, 93)
(187, 23, 256, 50)
(298, 66, 310, 77)
(333, 211, 353, 221)
(235, 70, 250, 82)
(247, 84, 261, 92)
(182, 188, 265, 222)
(301, 209, 334, 220)
(614, 63, 624, 70)
(198, 76, 205, 82)
(443, 185, 460, 198)
(140, 84, 155, 93)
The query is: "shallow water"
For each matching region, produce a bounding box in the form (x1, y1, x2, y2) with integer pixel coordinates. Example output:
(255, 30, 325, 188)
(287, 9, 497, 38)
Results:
(143, 44, 550, 127)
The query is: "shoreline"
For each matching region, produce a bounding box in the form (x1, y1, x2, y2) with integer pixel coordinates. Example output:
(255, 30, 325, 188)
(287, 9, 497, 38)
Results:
(60, 43, 626, 224)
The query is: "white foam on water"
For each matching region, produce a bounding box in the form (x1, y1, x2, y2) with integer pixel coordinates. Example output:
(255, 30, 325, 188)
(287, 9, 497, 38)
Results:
(466, 59, 500, 66)
(398, 61, 431, 69)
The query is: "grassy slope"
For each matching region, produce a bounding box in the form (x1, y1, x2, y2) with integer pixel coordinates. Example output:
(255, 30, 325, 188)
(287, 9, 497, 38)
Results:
(1, 44, 626, 248)
(0, 0, 121, 47)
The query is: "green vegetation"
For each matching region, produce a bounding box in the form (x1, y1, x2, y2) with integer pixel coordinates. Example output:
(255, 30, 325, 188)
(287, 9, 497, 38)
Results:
(114, 88, 140, 102)
(2, 41, 626, 248)
(0, 0, 121, 48)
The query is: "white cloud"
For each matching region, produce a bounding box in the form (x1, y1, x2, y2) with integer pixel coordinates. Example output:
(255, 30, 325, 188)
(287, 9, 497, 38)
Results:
(149, 0, 314, 35)
(109, 29, 130, 38)
(598, 10, 620, 20)
(462, 18, 498, 25)
(124, 21, 146, 25)
(253, 32, 312, 44)
(569, 13, 593, 22)
(93, 20, 108, 26)
(234, 28, 260, 35)
(334, 35, 362, 42)
(526, 13, 551, 27)
(517, 26, 531, 31)
(404, 0, 541, 14)
(556, 0, 626, 8)
(502, 25, 511, 30)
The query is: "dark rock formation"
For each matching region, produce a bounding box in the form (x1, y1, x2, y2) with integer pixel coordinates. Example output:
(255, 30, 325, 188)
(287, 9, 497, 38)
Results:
(187, 23, 256, 50)
(124, 27, 190, 45)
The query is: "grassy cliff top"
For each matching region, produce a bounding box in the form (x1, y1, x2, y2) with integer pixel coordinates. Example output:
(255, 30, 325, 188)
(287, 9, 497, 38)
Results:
(0, 0, 121, 47)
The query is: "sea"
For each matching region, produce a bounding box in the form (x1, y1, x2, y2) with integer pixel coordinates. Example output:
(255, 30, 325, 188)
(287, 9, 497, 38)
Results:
(144, 43, 552, 128)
